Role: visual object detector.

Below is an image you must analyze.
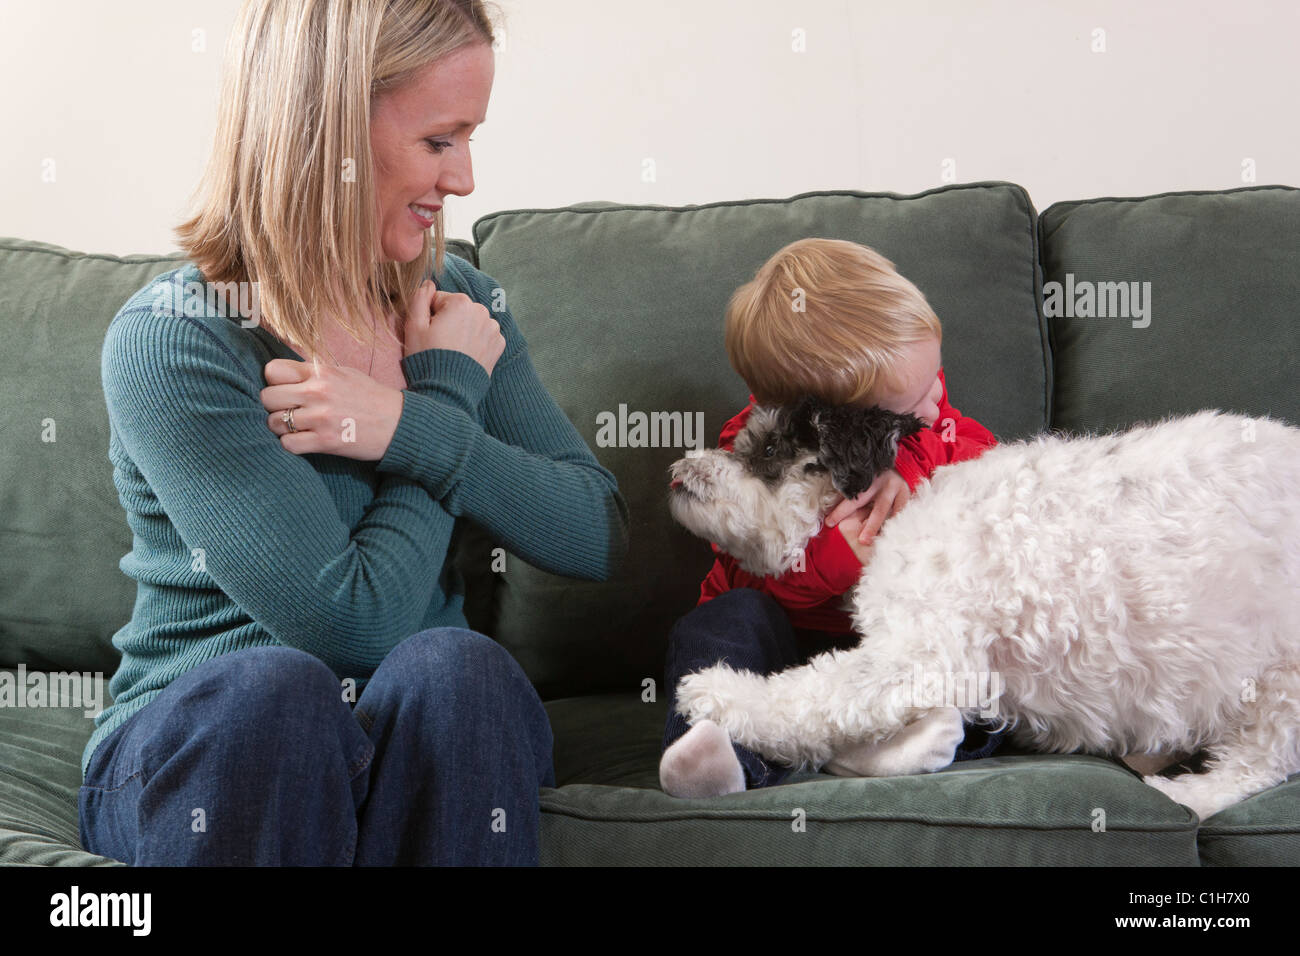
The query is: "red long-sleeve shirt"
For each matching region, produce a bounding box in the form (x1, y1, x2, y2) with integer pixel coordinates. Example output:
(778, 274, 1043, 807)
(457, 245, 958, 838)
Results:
(697, 368, 998, 631)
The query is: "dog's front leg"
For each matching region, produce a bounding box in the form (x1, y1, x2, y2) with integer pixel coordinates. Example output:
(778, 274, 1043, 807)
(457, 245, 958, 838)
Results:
(675, 644, 919, 770)
(824, 708, 966, 776)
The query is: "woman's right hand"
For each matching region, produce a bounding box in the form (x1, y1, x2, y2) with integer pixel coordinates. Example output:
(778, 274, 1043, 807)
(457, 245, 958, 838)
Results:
(403, 278, 506, 376)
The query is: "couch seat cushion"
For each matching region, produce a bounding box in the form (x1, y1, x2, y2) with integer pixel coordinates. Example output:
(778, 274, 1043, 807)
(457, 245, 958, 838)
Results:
(7, 670, 1291, 867)
(540, 692, 1203, 866)
(0, 670, 120, 865)
(1194, 781, 1300, 866)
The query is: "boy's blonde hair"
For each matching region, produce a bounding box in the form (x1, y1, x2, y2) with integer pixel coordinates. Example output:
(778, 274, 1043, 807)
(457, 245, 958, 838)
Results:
(175, 0, 503, 364)
(725, 238, 942, 407)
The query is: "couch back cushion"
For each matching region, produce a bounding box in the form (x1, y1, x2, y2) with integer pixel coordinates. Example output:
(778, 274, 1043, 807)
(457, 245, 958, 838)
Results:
(1040, 185, 1300, 432)
(0, 239, 187, 673)
(470, 184, 1048, 697)
(0, 237, 478, 675)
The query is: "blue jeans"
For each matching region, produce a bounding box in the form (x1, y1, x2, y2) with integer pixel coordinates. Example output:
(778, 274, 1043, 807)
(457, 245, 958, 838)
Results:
(78, 628, 555, 866)
(663, 588, 1005, 788)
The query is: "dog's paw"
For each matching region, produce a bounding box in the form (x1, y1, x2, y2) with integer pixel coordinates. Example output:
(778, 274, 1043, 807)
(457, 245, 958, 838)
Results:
(674, 666, 743, 726)
(824, 707, 965, 777)
(674, 665, 774, 749)
(1143, 772, 1240, 821)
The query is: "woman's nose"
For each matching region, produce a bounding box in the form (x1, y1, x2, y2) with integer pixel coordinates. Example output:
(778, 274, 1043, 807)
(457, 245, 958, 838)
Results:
(439, 152, 475, 198)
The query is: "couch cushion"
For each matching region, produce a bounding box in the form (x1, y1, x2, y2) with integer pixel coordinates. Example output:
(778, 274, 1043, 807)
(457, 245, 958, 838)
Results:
(1195, 780, 1300, 866)
(0, 669, 121, 865)
(470, 184, 1048, 698)
(1039, 185, 1300, 433)
(0, 670, 1203, 867)
(0, 236, 477, 676)
(541, 693, 1202, 866)
(0, 239, 188, 674)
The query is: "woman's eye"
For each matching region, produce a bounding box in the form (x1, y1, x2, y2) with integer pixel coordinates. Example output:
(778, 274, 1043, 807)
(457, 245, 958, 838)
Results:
(426, 138, 475, 154)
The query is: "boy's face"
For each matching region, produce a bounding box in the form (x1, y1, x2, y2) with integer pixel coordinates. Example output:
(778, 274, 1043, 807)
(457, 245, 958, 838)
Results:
(867, 337, 943, 427)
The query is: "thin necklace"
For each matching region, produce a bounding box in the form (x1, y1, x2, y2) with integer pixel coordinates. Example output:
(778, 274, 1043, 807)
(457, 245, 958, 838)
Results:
(367, 306, 399, 376)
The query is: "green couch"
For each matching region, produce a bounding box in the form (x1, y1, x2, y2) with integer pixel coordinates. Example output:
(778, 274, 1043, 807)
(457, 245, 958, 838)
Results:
(2, 181, 1296, 866)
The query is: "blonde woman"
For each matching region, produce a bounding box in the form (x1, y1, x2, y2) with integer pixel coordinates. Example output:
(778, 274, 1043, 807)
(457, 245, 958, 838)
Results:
(78, 0, 627, 866)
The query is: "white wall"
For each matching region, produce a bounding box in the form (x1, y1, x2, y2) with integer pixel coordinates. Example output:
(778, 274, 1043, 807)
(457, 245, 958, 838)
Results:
(2, 0, 1295, 256)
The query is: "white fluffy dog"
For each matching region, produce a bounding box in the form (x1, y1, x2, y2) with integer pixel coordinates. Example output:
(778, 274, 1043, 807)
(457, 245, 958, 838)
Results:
(668, 398, 1300, 819)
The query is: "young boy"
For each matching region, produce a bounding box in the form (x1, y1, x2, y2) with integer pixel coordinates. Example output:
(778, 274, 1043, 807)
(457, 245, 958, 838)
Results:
(660, 237, 1004, 798)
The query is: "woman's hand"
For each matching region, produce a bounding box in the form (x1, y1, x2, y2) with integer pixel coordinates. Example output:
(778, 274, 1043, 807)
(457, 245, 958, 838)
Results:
(825, 469, 912, 546)
(403, 278, 506, 376)
(261, 358, 405, 461)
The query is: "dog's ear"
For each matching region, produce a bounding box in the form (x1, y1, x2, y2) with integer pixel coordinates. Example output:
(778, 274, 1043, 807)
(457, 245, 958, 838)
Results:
(809, 401, 929, 498)
(784, 394, 825, 450)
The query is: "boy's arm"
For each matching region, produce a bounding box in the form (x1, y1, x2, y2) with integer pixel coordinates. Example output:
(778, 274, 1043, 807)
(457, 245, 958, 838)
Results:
(738, 528, 864, 606)
(699, 528, 864, 609)
(892, 368, 997, 490)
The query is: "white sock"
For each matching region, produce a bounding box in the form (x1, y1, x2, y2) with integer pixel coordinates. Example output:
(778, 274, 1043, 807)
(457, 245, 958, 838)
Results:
(659, 719, 746, 798)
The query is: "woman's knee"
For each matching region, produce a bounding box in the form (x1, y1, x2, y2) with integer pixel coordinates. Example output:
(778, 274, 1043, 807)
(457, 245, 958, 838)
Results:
(359, 629, 552, 784)
(164, 645, 344, 730)
(122, 646, 361, 786)
(373, 628, 547, 737)
(386, 627, 527, 687)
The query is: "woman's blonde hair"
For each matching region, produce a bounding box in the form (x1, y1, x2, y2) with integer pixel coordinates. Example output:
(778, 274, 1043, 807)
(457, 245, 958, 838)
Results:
(175, 0, 502, 363)
(725, 238, 942, 407)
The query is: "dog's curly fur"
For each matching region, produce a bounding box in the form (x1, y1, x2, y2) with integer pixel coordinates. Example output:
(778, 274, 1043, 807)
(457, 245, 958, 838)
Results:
(668, 400, 1300, 820)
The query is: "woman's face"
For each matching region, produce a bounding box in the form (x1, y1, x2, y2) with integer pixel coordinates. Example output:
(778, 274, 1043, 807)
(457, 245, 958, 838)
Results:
(370, 42, 494, 264)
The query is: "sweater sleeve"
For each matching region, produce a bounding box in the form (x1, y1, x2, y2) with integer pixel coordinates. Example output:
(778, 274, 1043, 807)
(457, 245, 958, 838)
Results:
(102, 308, 456, 676)
(892, 368, 998, 490)
(374, 265, 628, 581)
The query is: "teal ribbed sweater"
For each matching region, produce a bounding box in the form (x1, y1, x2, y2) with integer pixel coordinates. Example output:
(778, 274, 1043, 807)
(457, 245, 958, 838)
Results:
(84, 253, 628, 779)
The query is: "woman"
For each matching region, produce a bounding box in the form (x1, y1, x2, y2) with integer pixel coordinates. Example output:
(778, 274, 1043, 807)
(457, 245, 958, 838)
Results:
(78, 0, 627, 866)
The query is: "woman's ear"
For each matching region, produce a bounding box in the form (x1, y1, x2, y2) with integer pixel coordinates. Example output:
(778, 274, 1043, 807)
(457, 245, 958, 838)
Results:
(811, 403, 928, 498)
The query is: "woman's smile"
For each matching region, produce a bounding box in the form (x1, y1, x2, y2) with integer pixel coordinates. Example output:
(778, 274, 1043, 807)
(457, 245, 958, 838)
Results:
(408, 202, 442, 228)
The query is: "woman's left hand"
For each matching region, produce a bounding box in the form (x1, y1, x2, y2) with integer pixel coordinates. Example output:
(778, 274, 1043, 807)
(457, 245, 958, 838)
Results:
(261, 358, 406, 461)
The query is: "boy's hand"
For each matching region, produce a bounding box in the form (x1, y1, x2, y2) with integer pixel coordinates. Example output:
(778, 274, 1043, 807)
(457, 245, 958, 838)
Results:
(825, 469, 912, 546)
(836, 514, 876, 565)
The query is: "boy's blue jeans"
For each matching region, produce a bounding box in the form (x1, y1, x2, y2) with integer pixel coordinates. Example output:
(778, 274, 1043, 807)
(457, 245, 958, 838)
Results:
(78, 628, 554, 866)
(663, 588, 1005, 788)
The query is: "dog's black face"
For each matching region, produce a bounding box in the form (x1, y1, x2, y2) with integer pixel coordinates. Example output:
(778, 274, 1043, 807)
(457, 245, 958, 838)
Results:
(785, 395, 929, 498)
(667, 396, 929, 576)
(731, 403, 825, 488)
